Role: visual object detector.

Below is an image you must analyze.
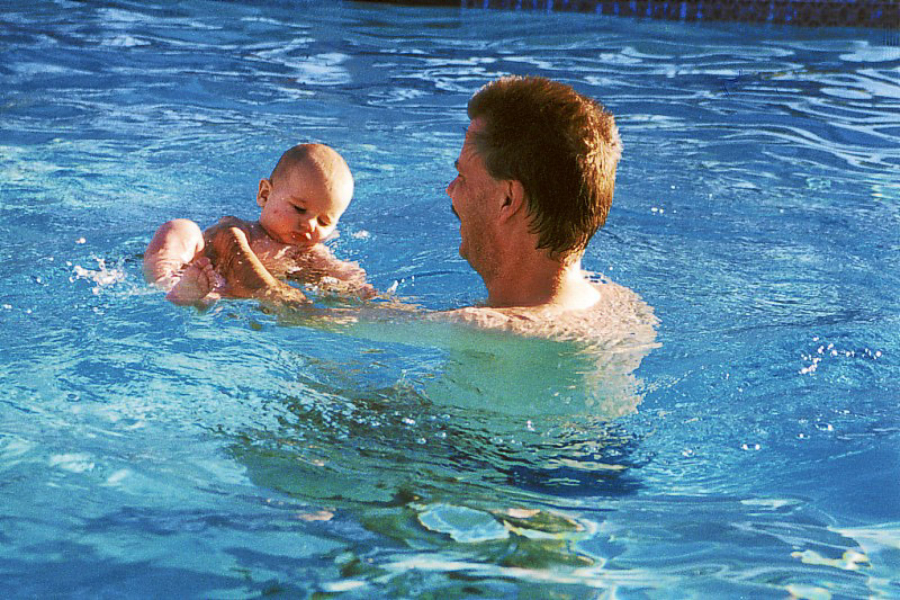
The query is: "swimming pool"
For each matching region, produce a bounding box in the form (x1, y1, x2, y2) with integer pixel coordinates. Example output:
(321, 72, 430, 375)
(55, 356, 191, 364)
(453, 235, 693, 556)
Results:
(2, 1, 898, 597)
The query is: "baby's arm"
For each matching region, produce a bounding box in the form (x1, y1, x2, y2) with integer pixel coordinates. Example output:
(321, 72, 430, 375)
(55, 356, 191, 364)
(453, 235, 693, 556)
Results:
(143, 219, 205, 289)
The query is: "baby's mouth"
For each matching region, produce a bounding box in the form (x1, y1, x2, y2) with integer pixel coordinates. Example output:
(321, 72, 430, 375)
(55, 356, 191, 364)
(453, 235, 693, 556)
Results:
(291, 233, 313, 246)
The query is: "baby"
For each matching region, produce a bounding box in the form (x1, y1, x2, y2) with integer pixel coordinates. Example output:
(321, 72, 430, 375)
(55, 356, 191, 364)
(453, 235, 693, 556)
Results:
(143, 143, 371, 307)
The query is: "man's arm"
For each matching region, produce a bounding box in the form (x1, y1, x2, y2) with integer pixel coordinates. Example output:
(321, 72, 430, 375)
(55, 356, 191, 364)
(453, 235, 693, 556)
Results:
(288, 244, 377, 300)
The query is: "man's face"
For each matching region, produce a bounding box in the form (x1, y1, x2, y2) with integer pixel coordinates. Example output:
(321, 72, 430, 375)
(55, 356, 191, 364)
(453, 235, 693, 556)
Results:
(446, 118, 506, 277)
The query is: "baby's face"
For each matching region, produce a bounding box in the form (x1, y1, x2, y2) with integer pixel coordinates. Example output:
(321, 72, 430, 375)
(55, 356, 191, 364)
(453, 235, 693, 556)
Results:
(257, 159, 352, 248)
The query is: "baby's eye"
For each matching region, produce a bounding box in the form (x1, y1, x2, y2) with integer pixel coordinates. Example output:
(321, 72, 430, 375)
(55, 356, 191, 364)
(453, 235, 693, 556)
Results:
(294, 206, 307, 214)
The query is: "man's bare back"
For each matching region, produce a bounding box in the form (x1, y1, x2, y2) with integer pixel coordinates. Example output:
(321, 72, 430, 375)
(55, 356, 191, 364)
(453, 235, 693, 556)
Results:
(440, 279, 655, 341)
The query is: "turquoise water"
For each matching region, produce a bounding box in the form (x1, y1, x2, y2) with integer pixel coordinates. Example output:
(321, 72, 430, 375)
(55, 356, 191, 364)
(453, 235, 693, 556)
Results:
(2, 1, 899, 597)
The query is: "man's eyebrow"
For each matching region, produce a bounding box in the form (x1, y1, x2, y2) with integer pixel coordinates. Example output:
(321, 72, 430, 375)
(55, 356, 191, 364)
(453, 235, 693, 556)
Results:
(454, 160, 459, 170)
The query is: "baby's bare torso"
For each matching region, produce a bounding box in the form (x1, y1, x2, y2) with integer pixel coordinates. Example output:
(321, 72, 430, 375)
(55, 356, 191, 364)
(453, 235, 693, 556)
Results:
(215, 218, 323, 279)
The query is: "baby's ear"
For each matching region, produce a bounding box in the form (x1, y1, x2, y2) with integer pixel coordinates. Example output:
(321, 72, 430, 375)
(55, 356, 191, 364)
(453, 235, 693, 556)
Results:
(257, 178, 272, 207)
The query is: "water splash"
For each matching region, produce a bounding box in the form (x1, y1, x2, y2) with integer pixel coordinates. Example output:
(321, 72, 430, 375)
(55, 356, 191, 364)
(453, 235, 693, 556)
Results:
(71, 256, 127, 294)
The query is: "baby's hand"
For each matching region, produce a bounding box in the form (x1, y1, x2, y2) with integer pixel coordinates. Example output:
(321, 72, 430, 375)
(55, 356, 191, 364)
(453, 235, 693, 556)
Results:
(166, 256, 220, 307)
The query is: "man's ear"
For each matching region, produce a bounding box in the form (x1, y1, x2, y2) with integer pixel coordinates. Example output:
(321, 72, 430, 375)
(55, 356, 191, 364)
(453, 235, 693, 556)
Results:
(499, 180, 526, 223)
(257, 178, 272, 208)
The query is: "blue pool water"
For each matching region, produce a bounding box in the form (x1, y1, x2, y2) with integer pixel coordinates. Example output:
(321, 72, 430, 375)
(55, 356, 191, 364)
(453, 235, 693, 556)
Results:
(2, 1, 899, 597)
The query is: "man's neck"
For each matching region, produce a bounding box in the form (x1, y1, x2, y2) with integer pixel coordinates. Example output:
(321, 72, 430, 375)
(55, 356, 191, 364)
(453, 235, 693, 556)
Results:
(484, 253, 599, 311)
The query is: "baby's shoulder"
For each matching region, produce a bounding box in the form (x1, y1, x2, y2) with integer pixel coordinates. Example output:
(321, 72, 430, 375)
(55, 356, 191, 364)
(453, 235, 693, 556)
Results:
(204, 216, 256, 240)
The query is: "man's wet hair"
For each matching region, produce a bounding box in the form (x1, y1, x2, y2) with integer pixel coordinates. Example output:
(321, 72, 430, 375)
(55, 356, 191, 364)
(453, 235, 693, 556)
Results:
(468, 75, 622, 258)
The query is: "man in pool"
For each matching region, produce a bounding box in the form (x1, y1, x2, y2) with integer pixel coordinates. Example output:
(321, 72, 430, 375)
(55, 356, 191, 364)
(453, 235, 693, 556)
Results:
(438, 75, 647, 337)
(143, 143, 371, 307)
(207, 76, 654, 339)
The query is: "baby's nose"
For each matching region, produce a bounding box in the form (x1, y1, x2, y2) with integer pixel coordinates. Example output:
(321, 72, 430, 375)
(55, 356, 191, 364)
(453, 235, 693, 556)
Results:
(301, 218, 317, 238)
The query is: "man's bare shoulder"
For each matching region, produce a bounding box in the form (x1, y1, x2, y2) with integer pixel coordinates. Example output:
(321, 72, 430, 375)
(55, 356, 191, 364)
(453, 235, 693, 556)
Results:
(438, 280, 658, 344)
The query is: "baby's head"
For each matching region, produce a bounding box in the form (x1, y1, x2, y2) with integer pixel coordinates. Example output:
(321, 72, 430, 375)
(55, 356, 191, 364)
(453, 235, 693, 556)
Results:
(257, 143, 354, 247)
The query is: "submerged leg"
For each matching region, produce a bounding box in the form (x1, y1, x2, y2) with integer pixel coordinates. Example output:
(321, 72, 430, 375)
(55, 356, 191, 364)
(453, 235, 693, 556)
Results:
(143, 218, 205, 289)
